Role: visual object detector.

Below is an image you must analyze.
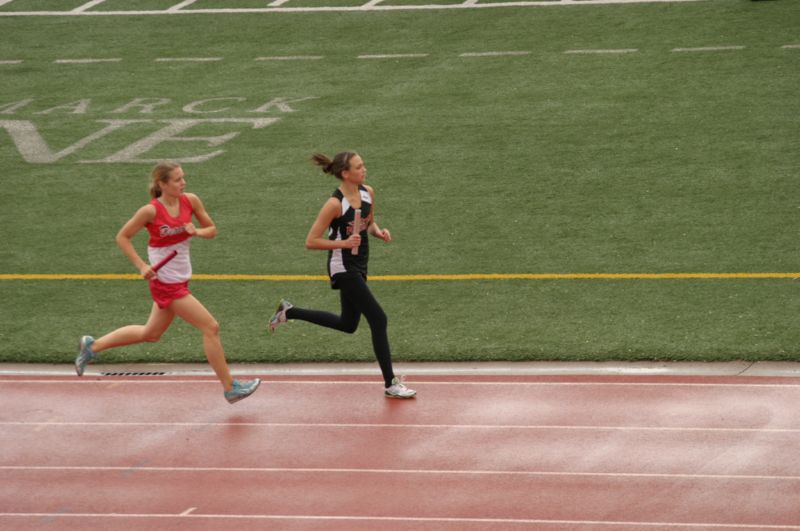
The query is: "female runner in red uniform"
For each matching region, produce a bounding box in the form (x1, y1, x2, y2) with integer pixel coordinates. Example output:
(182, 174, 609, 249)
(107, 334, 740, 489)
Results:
(75, 161, 260, 404)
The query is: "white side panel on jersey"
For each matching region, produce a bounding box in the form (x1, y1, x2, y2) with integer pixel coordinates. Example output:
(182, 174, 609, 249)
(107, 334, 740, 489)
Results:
(148, 239, 192, 284)
(329, 248, 345, 276)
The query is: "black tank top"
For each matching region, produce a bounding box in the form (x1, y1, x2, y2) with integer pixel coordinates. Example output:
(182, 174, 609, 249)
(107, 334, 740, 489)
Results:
(326, 186, 372, 287)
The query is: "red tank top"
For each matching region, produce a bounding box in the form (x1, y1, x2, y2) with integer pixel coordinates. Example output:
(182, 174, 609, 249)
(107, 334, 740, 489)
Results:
(147, 194, 194, 248)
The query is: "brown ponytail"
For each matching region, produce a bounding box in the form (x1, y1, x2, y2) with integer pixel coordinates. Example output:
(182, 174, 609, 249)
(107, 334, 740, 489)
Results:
(149, 161, 180, 198)
(311, 151, 355, 180)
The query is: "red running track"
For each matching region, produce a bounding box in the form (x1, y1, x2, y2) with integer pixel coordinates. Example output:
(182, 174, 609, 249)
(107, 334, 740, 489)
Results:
(0, 373, 799, 530)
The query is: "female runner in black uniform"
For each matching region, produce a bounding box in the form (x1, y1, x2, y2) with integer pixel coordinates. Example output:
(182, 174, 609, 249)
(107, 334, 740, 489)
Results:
(268, 151, 415, 399)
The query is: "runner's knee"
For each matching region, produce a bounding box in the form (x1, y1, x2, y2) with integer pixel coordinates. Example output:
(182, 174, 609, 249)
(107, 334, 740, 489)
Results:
(143, 332, 163, 343)
(204, 319, 220, 336)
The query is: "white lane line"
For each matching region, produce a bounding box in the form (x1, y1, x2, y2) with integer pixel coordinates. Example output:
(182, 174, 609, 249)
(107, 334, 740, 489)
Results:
(154, 57, 223, 62)
(0, 513, 792, 529)
(0, 60, 23, 64)
(54, 58, 122, 64)
(72, 0, 107, 12)
(564, 48, 639, 54)
(3, 421, 798, 433)
(179, 507, 197, 516)
(671, 46, 745, 52)
(357, 53, 429, 59)
(2, 465, 798, 481)
(255, 55, 324, 61)
(168, 0, 199, 11)
(3, 379, 799, 388)
(459, 51, 531, 57)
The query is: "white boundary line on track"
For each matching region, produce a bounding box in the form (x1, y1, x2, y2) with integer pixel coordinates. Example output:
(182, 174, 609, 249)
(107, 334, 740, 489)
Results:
(0, 513, 795, 529)
(1, 465, 798, 481)
(3, 379, 799, 387)
(2, 421, 798, 433)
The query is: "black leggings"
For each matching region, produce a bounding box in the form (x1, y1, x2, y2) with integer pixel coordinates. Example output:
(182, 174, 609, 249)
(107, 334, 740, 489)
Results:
(285, 274, 395, 387)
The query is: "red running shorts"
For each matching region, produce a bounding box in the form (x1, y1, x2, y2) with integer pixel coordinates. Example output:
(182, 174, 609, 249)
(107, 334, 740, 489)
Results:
(149, 279, 191, 309)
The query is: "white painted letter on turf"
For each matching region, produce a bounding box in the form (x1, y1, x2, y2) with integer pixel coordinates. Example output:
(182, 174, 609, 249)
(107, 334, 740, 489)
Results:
(0, 119, 147, 163)
(35, 99, 92, 115)
(183, 97, 247, 114)
(249, 97, 318, 113)
(83, 118, 280, 163)
(0, 99, 34, 115)
(110, 98, 173, 114)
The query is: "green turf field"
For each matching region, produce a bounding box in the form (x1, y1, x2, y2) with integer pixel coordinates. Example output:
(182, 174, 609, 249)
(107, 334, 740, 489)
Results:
(1, 0, 799, 364)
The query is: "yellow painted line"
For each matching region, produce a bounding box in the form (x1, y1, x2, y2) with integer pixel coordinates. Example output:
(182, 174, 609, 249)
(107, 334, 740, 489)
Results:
(0, 273, 798, 281)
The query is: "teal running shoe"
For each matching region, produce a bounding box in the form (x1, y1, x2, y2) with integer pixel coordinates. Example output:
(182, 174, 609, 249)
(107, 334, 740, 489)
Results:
(224, 378, 261, 404)
(75, 335, 96, 377)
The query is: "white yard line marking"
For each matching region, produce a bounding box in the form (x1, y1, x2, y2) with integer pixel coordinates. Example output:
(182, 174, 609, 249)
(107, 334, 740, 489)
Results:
(459, 51, 531, 57)
(781, 44, 800, 49)
(268, 0, 291, 5)
(0, 0, 16, 6)
(0, 60, 23, 64)
(168, 0, 199, 11)
(1, 465, 797, 481)
(2, 421, 798, 433)
(463, 0, 480, 5)
(255, 55, 324, 61)
(362, 0, 384, 7)
(154, 57, 223, 62)
(54, 58, 122, 64)
(671, 45, 745, 52)
(0, 0, 710, 16)
(358, 53, 429, 59)
(0, 513, 793, 529)
(72, 0, 107, 12)
(564, 48, 639, 54)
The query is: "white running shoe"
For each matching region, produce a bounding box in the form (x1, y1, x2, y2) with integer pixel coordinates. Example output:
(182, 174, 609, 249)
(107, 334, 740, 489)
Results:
(384, 376, 416, 399)
(268, 299, 293, 334)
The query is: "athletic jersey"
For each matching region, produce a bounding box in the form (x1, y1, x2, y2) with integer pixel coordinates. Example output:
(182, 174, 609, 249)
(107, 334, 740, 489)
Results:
(327, 186, 372, 286)
(146, 194, 193, 284)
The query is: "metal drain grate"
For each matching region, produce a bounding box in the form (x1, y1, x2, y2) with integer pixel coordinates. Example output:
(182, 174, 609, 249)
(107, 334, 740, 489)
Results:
(100, 371, 167, 376)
